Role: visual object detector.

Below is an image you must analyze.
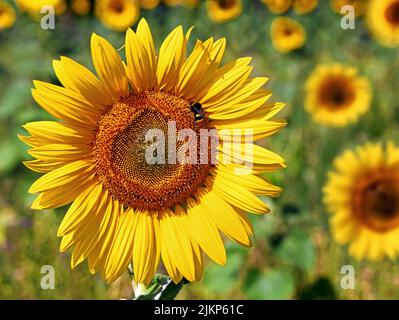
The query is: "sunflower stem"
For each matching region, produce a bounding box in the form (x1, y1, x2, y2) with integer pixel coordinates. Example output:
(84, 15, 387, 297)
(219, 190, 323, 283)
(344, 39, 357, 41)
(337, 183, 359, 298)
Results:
(127, 265, 187, 300)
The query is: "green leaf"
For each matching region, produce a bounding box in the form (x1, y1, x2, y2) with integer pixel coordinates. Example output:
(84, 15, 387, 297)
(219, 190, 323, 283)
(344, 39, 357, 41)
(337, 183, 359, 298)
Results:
(158, 279, 187, 300)
(134, 274, 187, 300)
(243, 269, 295, 300)
(275, 231, 316, 273)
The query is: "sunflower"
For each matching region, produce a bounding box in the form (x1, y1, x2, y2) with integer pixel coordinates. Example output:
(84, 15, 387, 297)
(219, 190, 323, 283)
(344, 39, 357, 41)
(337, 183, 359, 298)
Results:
(324, 142, 399, 261)
(271, 17, 306, 53)
(261, 0, 317, 15)
(305, 63, 371, 127)
(139, 0, 160, 9)
(71, 0, 91, 15)
(261, 0, 291, 14)
(95, 0, 140, 32)
(206, 0, 242, 23)
(367, 0, 399, 47)
(163, 0, 183, 6)
(0, 1, 16, 31)
(292, 0, 318, 14)
(15, 0, 66, 15)
(331, 0, 368, 17)
(183, 0, 200, 8)
(20, 19, 286, 285)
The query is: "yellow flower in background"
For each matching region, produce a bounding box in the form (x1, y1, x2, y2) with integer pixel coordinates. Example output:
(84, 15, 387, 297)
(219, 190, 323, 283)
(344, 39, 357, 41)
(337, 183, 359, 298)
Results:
(183, 0, 200, 8)
(95, 0, 140, 32)
(331, 0, 368, 17)
(262, 0, 291, 14)
(271, 17, 306, 53)
(262, 0, 317, 15)
(293, 0, 318, 14)
(206, 0, 242, 23)
(305, 64, 371, 127)
(163, 0, 183, 6)
(367, 0, 399, 47)
(71, 0, 91, 15)
(139, 0, 160, 9)
(15, 0, 66, 15)
(20, 19, 286, 285)
(324, 142, 399, 261)
(0, 1, 16, 30)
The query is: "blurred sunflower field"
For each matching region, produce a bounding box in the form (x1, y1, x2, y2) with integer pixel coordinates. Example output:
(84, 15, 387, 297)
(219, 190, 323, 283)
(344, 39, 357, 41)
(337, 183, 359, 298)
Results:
(1, 0, 399, 300)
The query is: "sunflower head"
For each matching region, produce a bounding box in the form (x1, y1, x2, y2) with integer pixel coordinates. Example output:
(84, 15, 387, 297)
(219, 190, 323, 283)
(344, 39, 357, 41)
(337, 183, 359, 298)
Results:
(271, 17, 306, 53)
(367, 0, 399, 47)
(0, 1, 16, 31)
(183, 0, 200, 8)
(163, 0, 184, 6)
(261, 0, 292, 14)
(305, 63, 372, 127)
(95, 0, 140, 32)
(20, 19, 286, 286)
(15, 0, 66, 15)
(324, 142, 399, 261)
(139, 0, 161, 9)
(293, 0, 318, 14)
(71, 0, 91, 15)
(206, 0, 243, 23)
(331, 0, 368, 17)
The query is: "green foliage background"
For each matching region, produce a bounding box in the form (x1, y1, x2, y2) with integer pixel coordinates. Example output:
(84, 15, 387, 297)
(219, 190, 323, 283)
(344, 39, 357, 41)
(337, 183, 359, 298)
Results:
(1, 0, 399, 299)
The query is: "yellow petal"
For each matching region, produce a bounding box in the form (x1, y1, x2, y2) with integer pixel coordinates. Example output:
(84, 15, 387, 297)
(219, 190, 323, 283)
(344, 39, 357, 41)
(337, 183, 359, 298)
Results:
(132, 212, 160, 285)
(91, 33, 128, 99)
(156, 25, 186, 91)
(125, 28, 156, 92)
(57, 183, 103, 236)
(28, 144, 91, 162)
(29, 160, 94, 194)
(104, 208, 138, 282)
(23, 121, 93, 145)
(32, 81, 98, 125)
(159, 209, 197, 282)
(185, 197, 226, 265)
(208, 174, 270, 214)
(53, 57, 112, 106)
(198, 189, 251, 246)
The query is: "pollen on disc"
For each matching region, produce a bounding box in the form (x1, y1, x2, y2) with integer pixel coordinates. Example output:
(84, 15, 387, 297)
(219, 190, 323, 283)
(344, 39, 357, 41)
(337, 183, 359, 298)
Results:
(93, 91, 212, 211)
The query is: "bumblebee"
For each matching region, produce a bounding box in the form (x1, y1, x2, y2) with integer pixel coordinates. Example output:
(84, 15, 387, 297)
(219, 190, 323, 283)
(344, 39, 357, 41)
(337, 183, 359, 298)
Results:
(190, 102, 205, 122)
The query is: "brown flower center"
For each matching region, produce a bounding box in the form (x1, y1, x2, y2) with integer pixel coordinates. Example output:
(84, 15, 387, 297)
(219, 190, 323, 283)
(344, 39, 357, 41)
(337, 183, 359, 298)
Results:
(217, 0, 236, 9)
(385, 1, 399, 26)
(353, 169, 399, 233)
(109, 0, 124, 13)
(94, 91, 211, 211)
(318, 76, 355, 110)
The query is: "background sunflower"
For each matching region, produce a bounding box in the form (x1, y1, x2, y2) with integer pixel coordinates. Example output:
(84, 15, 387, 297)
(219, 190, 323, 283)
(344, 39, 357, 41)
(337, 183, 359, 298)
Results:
(1, 0, 399, 300)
